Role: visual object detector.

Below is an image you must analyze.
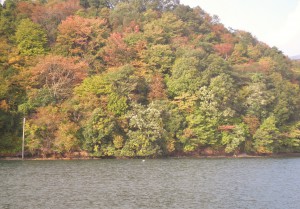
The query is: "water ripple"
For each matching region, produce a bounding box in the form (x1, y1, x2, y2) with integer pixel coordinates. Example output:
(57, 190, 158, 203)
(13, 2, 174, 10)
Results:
(1, 158, 300, 209)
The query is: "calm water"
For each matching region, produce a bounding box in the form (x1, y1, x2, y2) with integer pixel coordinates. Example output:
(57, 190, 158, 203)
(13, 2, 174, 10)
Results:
(1, 158, 300, 209)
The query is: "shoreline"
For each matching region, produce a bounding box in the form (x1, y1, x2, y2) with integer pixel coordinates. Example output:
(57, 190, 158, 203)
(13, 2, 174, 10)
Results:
(2, 153, 300, 161)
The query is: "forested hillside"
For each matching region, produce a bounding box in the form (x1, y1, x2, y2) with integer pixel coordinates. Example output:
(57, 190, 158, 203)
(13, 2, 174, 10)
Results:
(1, 0, 300, 158)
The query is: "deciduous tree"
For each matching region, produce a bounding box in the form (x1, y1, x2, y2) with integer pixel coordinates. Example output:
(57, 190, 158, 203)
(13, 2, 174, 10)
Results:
(253, 115, 279, 154)
(56, 15, 108, 57)
(15, 18, 48, 56)
(30, 55, 88, 104)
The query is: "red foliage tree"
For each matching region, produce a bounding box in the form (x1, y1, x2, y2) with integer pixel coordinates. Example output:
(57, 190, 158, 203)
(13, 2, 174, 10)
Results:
(102, 32, 134, 67)
(214, 43, 234, 60)
(17, 0, 82, 44)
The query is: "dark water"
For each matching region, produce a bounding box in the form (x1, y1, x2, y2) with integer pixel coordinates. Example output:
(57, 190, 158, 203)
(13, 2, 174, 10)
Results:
(1, 158, 300, 209)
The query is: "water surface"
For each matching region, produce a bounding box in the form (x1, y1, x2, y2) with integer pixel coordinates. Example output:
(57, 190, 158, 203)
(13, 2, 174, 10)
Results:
(1, 158, 300, 209)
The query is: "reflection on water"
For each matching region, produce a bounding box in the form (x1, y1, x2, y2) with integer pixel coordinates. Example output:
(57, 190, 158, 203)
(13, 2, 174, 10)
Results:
(1, 158, 300, 209)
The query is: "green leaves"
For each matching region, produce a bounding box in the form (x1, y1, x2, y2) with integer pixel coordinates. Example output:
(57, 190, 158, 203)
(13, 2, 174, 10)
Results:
(123, 102, 166, 157)
(167, 57, 201, 97)
(83, 107, 116, 155)
(241, 75, 272, 119)
(253, 116, 279, 154)
(108, 93, 128, 116)
(143, 12, 184, 44)
(1, 0, 300, 157)
(15, 18, 48, 56)
(221, 123, 248, 154)
(141, 44, 174, 73)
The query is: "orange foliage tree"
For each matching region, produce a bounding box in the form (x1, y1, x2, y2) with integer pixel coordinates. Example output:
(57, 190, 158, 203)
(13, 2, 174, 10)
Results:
(148, 73, 167, 101)
(102, 32, 135, 67)
(56, 15, 108, 57)
(30, 55, 88, 102)
(214, 43, 234, 60)
(17, 0, 82, 43)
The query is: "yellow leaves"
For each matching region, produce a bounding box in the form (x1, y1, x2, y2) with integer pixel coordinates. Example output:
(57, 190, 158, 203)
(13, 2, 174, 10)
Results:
(8, 56, 22, 65)
(25, 104, 81, 154)
(0, 39, 25, 71)
(0, 39, 10, 63)
(113, 135, 124, 149)
(166, 138, 175, 153)
(54, 122, 80, 153)
(0, 78, 8, 98)
(255, 146, 273, 154)
(183, 144, 196, 152)
(93, 145, 99, 153)
(183, 128, 195, 138)
(247, 45, 262, 61)
(143, 12, 185, 44)
(173, 93, 197, 113)
(0, 100, 9, 111)
(33, 106, 62, 127)
(258, 57, 275, 72)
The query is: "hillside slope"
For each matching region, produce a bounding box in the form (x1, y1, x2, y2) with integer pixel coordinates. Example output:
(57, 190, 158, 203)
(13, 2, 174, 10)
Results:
(0, 0, 300, 158)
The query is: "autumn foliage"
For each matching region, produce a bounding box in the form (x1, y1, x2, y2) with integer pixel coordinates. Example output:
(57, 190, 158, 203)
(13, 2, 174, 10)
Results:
(1, 0, 300, 158)
(30, 55, 88, 100)
(57, 15, 108, 56)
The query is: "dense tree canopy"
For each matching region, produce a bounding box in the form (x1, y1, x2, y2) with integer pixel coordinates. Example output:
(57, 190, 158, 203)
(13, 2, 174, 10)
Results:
(1, 0, 300, 158)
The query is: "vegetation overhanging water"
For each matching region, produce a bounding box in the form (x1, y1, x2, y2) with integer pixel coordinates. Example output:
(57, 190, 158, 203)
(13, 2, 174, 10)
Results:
(1, 0, 300, 159)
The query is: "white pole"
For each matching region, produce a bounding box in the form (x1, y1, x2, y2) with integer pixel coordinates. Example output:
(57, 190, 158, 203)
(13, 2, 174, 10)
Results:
(22, 117, 25, 160)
